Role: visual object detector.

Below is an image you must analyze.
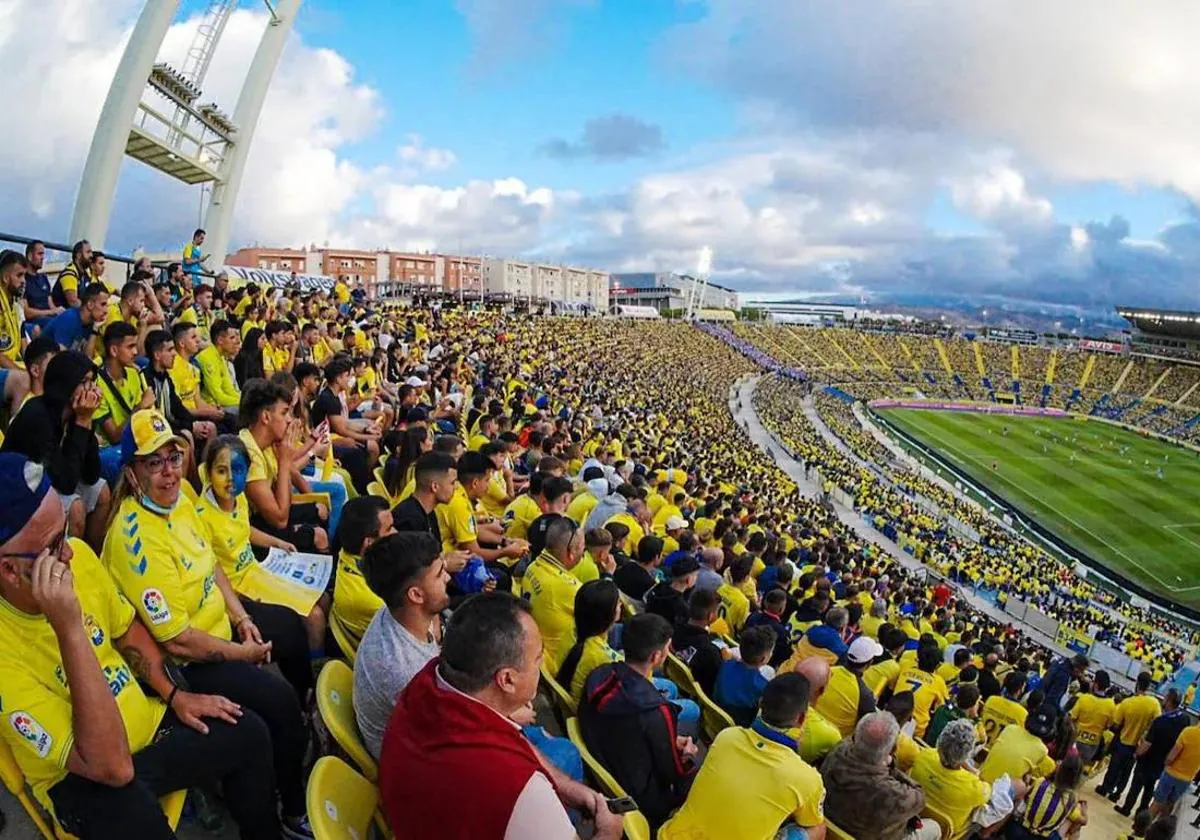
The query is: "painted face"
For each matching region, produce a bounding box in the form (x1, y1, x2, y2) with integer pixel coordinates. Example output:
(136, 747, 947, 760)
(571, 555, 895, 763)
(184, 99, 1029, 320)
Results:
(211, 448, 249, 501)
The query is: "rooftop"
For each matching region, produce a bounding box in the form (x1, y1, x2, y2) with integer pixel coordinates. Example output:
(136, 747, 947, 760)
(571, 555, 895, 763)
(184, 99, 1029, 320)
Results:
(1116, 305, 1200, 340)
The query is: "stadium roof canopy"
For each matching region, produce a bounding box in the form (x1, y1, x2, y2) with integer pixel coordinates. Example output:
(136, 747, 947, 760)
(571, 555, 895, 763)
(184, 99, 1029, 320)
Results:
(1116, 305, 1200, 339)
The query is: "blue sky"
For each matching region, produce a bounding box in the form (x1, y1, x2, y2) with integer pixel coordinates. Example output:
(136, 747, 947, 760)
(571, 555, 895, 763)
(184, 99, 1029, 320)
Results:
(6, 0, 1200, 314)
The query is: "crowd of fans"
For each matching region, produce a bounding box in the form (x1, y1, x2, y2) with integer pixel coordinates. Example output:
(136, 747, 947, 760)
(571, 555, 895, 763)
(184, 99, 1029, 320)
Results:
(0, 233, 1196, 840)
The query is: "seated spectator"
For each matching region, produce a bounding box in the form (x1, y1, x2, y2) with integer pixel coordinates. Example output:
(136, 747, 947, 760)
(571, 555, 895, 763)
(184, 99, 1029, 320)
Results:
(99, 411, 312, 837)
(378, 593, 623, 840)
(239, 378, 329, 553)
(352, 531, 449, 757)
(0, 452, 281, 839)
(556, 579, 623, 703)
(714, 554, 754, 636)
(980, 670, 1029, 747)
(580, 613, 700, 828)
(644, 554, 699, 627)
(672, 587, 726, 697)
(910, 719, 992, 839)
(814, 635, 881, 737)
(899, 643, 950, 740)
(745, 588, 792, 667)
(94, 322, 153, 482)
(1011, 753, 1087, 840)
(614, 533, 663, 601)
(787, 606, 849, 668)
(571, 526, 616, 584)
(979, 707, 1057, 784)
(331, 496, 395, 647)
(1, 351, 111, 548)
(926, 683, 981, 747)
(887, 691, 922, 772)
(194, 434, 322, 700)
(694, 546, 724, 592)
(194, 319, 242, 416)
(522, 515, 586, 674)
(715, 626, 777, 727)
(791, 657, 844, 766)
(866, 625, 909, 698)
(822, 712, 939, 840)
(659, 673, 827, 840)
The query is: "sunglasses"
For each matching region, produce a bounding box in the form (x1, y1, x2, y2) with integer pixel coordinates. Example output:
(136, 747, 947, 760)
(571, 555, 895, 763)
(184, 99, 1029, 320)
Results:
(1, 520, 71, 567)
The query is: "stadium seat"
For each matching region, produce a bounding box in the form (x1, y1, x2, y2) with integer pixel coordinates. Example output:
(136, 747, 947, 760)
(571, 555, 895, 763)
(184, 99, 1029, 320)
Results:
(566, 717, 630, 800)
(921, 803, 954, 839)
(328, 612, 360, 664)
(316, 660, 377, 782)
(306, 756, 382, 840)
(664, 652, 736, 741)
(366, 480, 393, 502)
(825, 818, 860, 840)
(622, 810, 652, 840)
(539, 662, 578, 724)
(0, 735, 185, 840)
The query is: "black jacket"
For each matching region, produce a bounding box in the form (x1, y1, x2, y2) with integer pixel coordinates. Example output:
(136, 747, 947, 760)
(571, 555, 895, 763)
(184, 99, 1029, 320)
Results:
(643, 582, 689, 627)
(579, 663, 696, 828)
(613, 562, 656, 601)
(745, 611, 793, 668)
(671, 623, 723, 697)
(2, 398, 101, 493)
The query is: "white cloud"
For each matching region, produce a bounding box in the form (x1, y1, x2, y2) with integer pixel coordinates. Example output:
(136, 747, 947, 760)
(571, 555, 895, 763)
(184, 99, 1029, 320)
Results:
(949, 160, 1053, 225)
(397, 135, 457, 172)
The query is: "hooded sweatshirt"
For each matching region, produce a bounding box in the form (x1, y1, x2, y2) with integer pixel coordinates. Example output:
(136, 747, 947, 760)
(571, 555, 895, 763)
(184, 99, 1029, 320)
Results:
(585, 491, 628, 532)
(579, 662, 695, 828)
(378, 658, 560, 839)
(1, 350, 101, 493)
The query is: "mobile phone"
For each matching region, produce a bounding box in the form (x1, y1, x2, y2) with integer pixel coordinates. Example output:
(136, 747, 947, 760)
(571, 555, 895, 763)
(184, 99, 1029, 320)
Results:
(606, 796, 638, 815)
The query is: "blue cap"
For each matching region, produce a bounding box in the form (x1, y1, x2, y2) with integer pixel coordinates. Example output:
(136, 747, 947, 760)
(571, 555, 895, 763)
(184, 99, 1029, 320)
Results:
(0, 454, 53, 545)
(535, 395, 549, 409)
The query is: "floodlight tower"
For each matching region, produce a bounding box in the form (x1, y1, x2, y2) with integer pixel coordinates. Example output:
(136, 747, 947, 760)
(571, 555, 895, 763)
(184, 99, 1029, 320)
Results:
(685, 246, 713, 321)
(70, 0, 299, 256)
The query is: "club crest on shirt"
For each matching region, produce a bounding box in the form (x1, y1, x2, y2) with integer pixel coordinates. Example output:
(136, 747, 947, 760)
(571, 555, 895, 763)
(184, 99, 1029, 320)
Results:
(9, 712, 52, 757)
(0, 334, 11, 351)
(142, 588, 172, 625)
(83, 614, 104, 647)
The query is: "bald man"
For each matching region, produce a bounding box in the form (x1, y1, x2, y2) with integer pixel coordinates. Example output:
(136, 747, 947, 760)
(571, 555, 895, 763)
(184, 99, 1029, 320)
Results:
(696, 547, 724, 592)
(791, 657, 844, 765)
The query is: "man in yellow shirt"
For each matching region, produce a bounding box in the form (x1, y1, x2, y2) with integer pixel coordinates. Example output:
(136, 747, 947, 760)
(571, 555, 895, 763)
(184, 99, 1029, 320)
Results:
(0, 452, 280, 837)
(261, 320, 295, 376)
(436, 451, 528, 570)
(1157, 712, 1200, 815)
(1068, 669, 1116, 765)
(1098, 671, 1162, 801)
(331, 496, 396, 645)
(660, 672, 827, 840)
(980, 708, 1057, 784)
(175, 283, 216, 348)
(521, 516, 585, 674)
(169, 322, 230, 431)
(194, 320, 242, 415)
(0, 251, 32, 414)
(815, 636, 881, 737)
(504, 472, 573, 542)
(979, 671, 1029, 746)
(910, 718, 993, 838)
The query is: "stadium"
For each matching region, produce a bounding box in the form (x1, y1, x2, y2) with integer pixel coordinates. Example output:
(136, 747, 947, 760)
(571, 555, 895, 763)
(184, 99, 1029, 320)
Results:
(2, 2, 1199, 840)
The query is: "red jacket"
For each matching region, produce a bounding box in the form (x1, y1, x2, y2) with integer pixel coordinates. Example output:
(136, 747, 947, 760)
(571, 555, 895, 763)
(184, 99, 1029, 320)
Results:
(378, 658, 556, 838)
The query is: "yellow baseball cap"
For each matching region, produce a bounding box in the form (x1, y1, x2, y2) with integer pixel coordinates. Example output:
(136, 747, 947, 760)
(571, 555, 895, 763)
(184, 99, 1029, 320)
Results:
(121, 409, 186, 465)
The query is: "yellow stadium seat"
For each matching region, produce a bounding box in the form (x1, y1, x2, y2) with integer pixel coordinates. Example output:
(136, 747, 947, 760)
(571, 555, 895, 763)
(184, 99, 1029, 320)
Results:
(306, 756, 382, 840)
(372, 465, 385, 486)
(0, 736, 185, 840)
(328, 612, 360, 664)
(664, 652, 735, 741)
(921, 803, 953, 839)
(622, 810, 652, 840)
(826, 818, 860, 840)
(294, 491, 333, 509)
(316, 660, 377, 782)
(366, 480, 396, 504)
(539, 663, 578, 724)
(566, 717, 630, 800)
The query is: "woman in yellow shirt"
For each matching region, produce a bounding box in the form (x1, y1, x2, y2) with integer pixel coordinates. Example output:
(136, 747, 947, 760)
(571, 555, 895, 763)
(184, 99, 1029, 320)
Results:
(100, 408, 313, 837)
(194, 435, 328, 698)
(555, 579, 623, 702)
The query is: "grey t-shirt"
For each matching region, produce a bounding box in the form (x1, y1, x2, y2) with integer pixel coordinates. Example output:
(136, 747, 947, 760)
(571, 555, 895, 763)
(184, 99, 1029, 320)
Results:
(353, 607, 440, 758)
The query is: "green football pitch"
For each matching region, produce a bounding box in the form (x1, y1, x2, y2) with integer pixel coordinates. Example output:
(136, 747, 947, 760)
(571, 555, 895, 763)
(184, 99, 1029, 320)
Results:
(877, 408, 1200, 611)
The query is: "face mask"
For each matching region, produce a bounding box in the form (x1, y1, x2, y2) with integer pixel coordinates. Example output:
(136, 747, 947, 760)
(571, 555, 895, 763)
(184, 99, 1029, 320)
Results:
(141, 494, 177, 516)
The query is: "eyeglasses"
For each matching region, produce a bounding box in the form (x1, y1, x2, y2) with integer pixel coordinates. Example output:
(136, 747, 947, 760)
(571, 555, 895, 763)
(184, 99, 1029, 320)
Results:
(139, 449, 185, 474)
(1, 520, 70, 564)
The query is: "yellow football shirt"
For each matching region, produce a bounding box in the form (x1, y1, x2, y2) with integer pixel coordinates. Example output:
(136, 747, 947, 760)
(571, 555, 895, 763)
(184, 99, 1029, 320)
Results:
(910, 748, 990, 839)
(604, 512, 644, 556)
(1113, 694, 1162, 747)
(95, 366, 147, 440)
(0, 540, 167, 805)
(659, 726, 825, 839)
(797, 707, 843, 764)
(979, 723, 1055, 784)
(331, 550, 382, 640)
(570, 635, 622, 703)
(814, 665, 868, 737)
(1069, 693, 1116, 748)
(103, 496, 232, 644)
(520, 550, 581, 674)
(565, 492, 599, 527)
(503, 494, 542, 542)
(1167, 724, 1200, 781)
(169, 353, 201, 410)
(980, 695, 1028, 746)
(239, 429, 279, 485)
(436, 485, 477, 556)
(0, 288, 24, 366)
(478, 470, 508, 519)
(193, 491, 258, 590)
(715, 581, 751, 634)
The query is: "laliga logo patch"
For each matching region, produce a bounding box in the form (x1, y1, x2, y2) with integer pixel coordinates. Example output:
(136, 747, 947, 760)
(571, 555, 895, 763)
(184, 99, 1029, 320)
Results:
(141, 588, 172, 625)
(9, 712, 52, 758)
